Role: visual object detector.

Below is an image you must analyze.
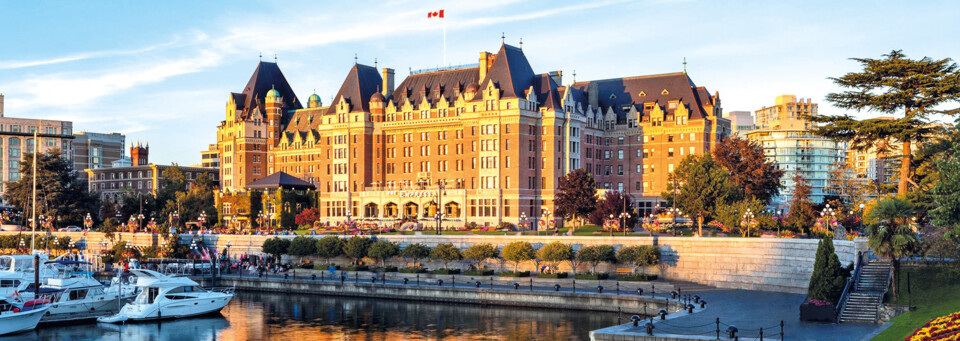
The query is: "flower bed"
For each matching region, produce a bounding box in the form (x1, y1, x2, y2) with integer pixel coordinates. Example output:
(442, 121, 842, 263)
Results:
(906, 311, 960, 341)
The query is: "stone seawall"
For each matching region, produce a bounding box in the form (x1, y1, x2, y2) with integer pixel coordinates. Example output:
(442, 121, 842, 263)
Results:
(3, 232, 869, 294)
(215, 276, 679, 314)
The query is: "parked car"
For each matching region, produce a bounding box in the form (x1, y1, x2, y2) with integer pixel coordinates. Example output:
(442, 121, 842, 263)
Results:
(58, 226, 82, 232)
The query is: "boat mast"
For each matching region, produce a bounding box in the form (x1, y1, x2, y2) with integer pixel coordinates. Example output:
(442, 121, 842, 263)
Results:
(30, 128, 38, 251)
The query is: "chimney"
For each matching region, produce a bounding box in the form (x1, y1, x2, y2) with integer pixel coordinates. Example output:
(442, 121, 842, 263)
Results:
(588, 82, 599, 109)
(0, 93, 4, 117)
(548, 71, 562, 85)
(382, 68, 395, 96)
(478, 52, 489, 84)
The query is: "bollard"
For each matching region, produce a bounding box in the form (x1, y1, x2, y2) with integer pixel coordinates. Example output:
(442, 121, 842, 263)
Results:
(760, 328, 764, 341)
(726, 326, 738, 339)
(780, 320, 784, 340)
(616, 282, 619, 295)
(597, 285, 604, 293)
(403, 278, 409, 285)
(651, 284, 655, 297)
(437, 279, 444, 286)
(355, 272, 358, 284)
(284, 273, 288, 280)
(311, 274, 316, 281)
(694, 295, 701, 303)
(644, 322, 654, 335)
(716, 317, 720, 339)
(637, 288, 644, 296)
(529, 278, 533, 291)
(321, 272, 324, 282)
(658, 309, 667, 320)
(687, 304, 695, 313)
(514, 282, 520, 290)
(417, 273, 420, 286)
(475, 281, 481, 288)
(554, 284, 561, 292)
(631, 314, 642, 327)
(371, 275, 377, 283)
(700, 300, 706, 308)
(671, 290, 677, 299)
(452, 275, 455, 288)
(340, 274, 346, 284)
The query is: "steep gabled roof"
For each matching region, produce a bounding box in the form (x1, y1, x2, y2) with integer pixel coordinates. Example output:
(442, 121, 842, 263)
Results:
(326, 64, 382, 114)
(479, 44, 535, 99)
(570, 72, 709, 119)
(238, 61, 302, 120)
(533, 73, 562, 110)
(391, 68, 479, 108)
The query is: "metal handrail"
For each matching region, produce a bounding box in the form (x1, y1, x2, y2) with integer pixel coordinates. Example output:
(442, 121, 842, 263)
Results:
(836, 252, 864, 320)
(877, 261, 893, 321)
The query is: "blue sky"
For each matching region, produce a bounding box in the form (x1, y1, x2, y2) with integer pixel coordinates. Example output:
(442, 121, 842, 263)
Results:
(1, 0, 958, 165)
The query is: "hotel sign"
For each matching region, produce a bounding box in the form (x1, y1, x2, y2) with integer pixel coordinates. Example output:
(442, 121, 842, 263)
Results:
(387, 191, 435, 198)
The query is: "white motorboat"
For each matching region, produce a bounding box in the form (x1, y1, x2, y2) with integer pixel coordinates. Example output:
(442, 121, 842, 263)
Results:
(0, 297, 49, 335)
(97, 269, 233, 323)
(14, 260, 139, 323)
(0, 254, 54, 298)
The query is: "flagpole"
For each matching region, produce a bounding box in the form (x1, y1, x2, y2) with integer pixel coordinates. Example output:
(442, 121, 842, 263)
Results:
(442, 17, 446, 67)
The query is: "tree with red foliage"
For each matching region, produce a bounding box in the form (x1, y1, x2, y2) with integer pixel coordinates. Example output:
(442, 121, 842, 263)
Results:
(589, 190, 639, 230)
(295, 207, 319, 226)
(712, 135, 784, 204)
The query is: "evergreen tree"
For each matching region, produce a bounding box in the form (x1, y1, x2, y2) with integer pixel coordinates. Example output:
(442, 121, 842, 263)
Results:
(554, 168, 598, 227)
(807, 237, 846, 303)
(807, 50, 960, 196)
(932, 142, 960, 240)
(712, 135, 784, 204)
(786, 174, 817, 233)
(3, 149, 99, 227)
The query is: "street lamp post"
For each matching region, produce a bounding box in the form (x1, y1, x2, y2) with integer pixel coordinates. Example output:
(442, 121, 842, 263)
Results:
(608, 214, 615, 237)
(520, 212, 527, 232)
(620, 212, 631, 236)
(741, 208, 755, 237)
(858, 203, 866, 232)
(434, 179, 447, 235)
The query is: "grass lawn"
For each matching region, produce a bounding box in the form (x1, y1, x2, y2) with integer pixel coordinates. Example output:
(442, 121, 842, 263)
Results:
(872, 265, 960, 340)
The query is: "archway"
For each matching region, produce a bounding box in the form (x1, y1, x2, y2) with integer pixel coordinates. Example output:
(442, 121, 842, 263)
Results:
(364, 203, 379, 218)
(384, 202, 398, 218)
(423, 201, 439, 217)
(403, 202, 419, 219)
(444, 202, 461, 217)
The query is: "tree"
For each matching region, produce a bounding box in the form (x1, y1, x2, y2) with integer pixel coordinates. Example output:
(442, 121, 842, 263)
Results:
(712, 135, 784, 203)
(261, 237, 290, 261)
(536, 242, 573, 273)
(555, 168, 598, 227)
(866, 197, 918, 302)
(429, 243, 462, 269)
(315, 236, 344, 265)
(786, 174, 818, 233)
(463, 243, 499, 269)
(807, 237, 846, 304)
(824, 161, 870, 210)
(3, 149, 99, 227)
(502, 241, 536, 272)
(807, 50, 960, 196)
(588, 191, 639, 229)
(287, 236, 317, 263)
(929, 135, 960, 236)
(399, 243, 431, 268)
(295, 208, 319, 226)
(662, 154, 738, 229)
(344, 236, 373, 264)
(366, 241, 400, 267)
(715, 198, 768, 237)
(577, 245, 617, 274)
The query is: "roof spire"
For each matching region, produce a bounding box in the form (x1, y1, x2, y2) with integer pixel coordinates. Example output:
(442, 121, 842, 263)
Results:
(501, 32, 505, 44)
(519, 38, 522, 49)
(683, 57, 687, 74)
(274, 53, 277, 62)
(259, 52, 262, 62)
(354, 53, 358, 65)
(572, 70, 576, 83)
(374, 57, 378, 69)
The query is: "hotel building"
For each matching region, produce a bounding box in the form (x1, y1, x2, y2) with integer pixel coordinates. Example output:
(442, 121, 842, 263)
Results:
(217, 44, 729, 227)
(85, 143, 219, 201)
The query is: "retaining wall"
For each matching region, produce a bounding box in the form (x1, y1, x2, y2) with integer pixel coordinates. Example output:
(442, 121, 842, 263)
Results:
(2, 232, 870, 294)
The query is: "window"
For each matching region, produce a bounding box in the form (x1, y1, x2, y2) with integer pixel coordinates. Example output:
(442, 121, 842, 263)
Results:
(668, 148, 674, 157)
(618, 150, 624, 160)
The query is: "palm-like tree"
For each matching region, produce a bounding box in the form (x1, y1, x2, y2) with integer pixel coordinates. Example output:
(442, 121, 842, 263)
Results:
(866, 198, 917, 302)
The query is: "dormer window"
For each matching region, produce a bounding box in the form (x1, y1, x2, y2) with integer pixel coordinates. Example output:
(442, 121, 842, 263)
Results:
(669, 102, 678, 109)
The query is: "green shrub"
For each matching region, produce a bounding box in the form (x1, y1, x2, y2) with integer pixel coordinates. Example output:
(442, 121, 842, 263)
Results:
(574, 272, 609, 280)
(616, 273, 658, 281)
(499, 270, 530, 277)
(313, 264, 341, 271)
(536, 273, 568, 279)
(399, 267, 428, 273)
(464, 269, 495, 276)
(343, 264, 369, 271)
(807, 237, 846, 304)
(430, 268, 461, 275)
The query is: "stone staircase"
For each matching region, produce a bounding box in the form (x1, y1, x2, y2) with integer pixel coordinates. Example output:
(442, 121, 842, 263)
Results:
(838, 259, 891, 323)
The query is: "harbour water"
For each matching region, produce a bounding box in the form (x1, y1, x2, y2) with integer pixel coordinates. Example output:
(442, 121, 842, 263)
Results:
(3, 291, 617, 340)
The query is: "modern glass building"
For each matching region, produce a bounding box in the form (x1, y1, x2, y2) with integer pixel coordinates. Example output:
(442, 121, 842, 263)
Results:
(747, 128, 847, 210)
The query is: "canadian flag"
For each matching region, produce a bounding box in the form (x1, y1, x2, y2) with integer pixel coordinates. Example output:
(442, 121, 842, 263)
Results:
(428, 9, 444, 18)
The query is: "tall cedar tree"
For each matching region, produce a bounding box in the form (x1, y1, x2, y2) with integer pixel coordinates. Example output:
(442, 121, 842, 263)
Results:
(712, 136, 784, 203)
(588, 190, 639, 228)
(807, 50, 960, 196)
(786, 174, 817, 232)
(807, 237, 846, 304)
(555, 168, 597, 227)
(4, 149, 99, 227)
(661, 154, 738, 225)
(932, 142, 960, 239)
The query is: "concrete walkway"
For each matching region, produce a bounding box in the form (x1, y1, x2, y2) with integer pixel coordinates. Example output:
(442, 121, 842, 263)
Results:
(597, 289, 888, 341)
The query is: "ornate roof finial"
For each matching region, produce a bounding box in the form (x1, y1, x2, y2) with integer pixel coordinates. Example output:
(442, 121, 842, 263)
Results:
(374, 57, 378, 69)
(519, 38, 522, 49)
(274, 53, 277, 62)
(354, 53, 358, 65)
(683, 57, 687, 74)
(259, 52, 262, 61)
(501, 32, 505, 44)
(572, 70, 576, 83)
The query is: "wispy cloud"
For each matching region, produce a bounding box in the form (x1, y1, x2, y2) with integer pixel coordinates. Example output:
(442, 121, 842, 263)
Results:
(0, 37, 184, 70)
